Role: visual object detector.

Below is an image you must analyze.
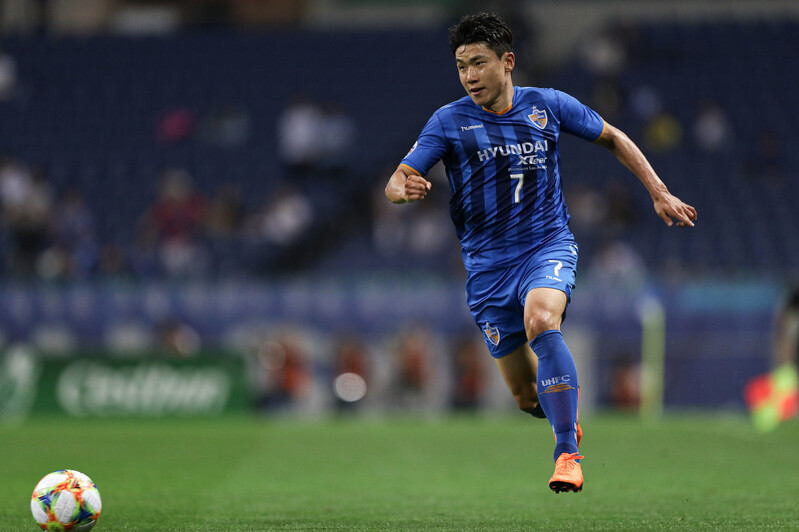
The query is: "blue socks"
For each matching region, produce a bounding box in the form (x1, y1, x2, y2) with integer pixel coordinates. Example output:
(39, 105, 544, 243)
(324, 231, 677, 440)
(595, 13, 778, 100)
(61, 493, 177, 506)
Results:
(531, 329, 580, 461)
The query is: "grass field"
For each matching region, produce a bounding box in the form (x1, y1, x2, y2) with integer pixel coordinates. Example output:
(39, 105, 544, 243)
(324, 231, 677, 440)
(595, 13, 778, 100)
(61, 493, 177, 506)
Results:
(2, 413, 797, 531)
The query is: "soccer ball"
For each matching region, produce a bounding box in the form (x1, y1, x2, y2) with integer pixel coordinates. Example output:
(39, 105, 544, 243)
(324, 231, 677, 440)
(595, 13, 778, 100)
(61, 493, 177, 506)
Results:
(30, 470, 102, 531)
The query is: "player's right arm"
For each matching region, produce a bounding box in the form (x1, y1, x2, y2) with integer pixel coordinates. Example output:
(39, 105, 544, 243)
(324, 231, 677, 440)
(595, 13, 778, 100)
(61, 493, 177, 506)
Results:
(386, 110, 447, 204)
(385, 165, 432, 204)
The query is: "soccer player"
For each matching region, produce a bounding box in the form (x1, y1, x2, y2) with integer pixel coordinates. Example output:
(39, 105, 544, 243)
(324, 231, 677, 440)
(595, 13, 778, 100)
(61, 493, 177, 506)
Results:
(384, 13, 697, 493)
(775, 286, 799, 369)
(745, 287, 799, 431)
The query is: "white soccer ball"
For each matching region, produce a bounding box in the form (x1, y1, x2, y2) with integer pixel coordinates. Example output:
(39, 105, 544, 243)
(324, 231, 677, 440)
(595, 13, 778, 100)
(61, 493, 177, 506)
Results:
(30, 470, 102, 531)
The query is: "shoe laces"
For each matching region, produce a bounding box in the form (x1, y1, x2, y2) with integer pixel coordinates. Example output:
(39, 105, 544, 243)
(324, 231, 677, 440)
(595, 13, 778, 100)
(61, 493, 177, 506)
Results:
(556, 452, 584, 471)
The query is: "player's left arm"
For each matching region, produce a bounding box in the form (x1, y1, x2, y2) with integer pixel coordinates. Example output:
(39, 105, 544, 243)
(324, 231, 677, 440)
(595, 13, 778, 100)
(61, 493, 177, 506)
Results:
(594, 122, 697, 228)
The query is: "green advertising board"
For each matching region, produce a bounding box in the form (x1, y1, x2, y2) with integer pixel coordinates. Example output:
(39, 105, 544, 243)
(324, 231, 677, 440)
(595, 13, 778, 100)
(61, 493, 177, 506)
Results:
(1, 347, 251, 418)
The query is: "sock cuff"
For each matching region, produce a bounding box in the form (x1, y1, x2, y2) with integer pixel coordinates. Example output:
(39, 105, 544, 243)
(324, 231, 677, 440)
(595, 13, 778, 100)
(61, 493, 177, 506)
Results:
(530, 329, 563, 352)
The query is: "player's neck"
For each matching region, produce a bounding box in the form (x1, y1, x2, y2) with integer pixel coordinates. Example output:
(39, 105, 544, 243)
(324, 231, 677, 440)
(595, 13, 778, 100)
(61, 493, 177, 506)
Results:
(481, 82, 515, 115)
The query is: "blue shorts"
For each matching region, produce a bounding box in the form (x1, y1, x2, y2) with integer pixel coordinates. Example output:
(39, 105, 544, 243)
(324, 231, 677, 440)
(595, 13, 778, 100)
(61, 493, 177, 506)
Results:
(466, 237, 579, 358)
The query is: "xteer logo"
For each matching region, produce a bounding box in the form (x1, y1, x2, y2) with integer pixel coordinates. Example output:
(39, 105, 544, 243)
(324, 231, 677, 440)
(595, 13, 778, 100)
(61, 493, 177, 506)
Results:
(540, 375, 575, 394)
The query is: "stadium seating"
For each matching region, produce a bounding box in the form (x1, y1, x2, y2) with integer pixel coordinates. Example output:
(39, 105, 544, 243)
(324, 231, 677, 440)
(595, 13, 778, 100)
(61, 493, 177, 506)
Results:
(1, 22, 797, 278)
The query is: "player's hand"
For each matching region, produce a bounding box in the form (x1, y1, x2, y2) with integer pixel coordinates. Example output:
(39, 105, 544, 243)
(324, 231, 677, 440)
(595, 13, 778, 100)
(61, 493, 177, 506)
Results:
(403, 174, 432, 202)
(653, 192, 697, 228)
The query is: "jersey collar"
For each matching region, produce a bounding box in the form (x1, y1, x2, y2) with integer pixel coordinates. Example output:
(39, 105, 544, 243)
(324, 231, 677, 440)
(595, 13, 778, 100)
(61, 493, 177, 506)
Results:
(481, 87, 517, 116)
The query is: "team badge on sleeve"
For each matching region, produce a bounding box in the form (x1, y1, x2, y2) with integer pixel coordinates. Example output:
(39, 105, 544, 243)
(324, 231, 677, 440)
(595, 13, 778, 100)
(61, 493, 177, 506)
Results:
(405, 141, 418, 157)
(483, 322, 501, 346)
(528, 107, 547, 130)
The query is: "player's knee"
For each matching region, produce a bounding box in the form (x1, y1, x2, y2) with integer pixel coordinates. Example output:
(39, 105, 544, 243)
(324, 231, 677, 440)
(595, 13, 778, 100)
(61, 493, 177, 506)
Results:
(524, 308, 560, 339)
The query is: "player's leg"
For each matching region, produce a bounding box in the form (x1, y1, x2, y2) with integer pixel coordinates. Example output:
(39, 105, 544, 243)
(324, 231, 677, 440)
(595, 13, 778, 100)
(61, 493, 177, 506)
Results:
(493, 342, 544, 418)
(494, 339, 583, 440)
(464, 265, 548, 418)
(775, 290, 799, 367)
(524, 287, 583, 492)
(525, 287, 579, 455)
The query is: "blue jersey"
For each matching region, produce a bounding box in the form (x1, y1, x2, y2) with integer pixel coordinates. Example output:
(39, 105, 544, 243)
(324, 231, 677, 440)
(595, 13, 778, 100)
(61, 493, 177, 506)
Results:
(401, 86, 605, 271)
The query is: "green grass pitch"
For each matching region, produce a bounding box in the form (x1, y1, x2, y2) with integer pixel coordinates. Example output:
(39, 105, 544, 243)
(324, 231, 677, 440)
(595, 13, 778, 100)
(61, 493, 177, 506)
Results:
(2, 413, 797, 531)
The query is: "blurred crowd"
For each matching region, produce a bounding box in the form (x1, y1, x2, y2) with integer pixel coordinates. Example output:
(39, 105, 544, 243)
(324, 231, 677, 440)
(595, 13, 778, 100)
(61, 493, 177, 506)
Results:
(2, 18, 797, 284)
(0, 156, 98, 280)
(0, 91, 360, 281)
(247, 324, 510, 416)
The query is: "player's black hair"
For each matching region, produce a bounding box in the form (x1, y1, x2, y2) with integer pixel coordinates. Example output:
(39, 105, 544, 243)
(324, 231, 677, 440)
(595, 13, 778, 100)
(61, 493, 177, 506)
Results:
(448, 12, 513, 58)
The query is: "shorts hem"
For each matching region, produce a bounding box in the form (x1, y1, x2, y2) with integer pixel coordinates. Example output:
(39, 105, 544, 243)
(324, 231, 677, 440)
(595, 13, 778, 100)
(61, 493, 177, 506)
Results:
(491, 340, 528, 359)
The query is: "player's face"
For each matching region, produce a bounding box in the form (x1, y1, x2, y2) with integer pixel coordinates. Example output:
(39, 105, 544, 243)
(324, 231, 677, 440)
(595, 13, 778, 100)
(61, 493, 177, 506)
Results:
(455, 43, 515, 113)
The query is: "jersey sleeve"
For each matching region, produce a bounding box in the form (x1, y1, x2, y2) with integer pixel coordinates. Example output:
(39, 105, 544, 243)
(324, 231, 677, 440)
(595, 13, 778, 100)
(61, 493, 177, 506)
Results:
(400, 112, 448, 176)
(555, 90, 606, 142)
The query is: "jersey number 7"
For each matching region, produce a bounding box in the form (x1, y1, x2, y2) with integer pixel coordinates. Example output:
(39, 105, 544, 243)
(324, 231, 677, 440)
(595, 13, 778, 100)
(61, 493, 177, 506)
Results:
(510, 173, 524, 203)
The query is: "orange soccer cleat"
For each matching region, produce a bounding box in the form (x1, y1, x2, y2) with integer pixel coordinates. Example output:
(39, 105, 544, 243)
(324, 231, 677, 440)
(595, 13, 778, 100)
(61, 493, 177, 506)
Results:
(549, 452, 584, 493)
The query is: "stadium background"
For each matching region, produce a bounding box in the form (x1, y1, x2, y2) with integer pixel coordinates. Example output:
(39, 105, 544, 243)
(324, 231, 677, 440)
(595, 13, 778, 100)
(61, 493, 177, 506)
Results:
(0, 0, 798, 420)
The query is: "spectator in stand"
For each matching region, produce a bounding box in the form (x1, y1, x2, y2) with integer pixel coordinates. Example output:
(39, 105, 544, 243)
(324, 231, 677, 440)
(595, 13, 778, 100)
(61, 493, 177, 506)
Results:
(256, 332, 313, 411)
(46, 186, 98, 280)
(603, 179, 638, 236)
(642, 111, 683, 154)
(693, 99, 732, 154)
(0, 44, 18, 101)
(565, 183, 606, 239)
(391, 326, 434, 412)
(579, 27, 627, 121)
(318, 103, 357, 179)
(403, 165, 454, 269)
(155, 107, 197, 145)
(97, 243, 131, 279)
(0, 160, 53, 277)
(608, 352, 641, 411)
(371, 170, 412, 260)
(745, 131, 785, 184)
(205, 182, 245, 239)
(198, 104, 251, 147)
(204, 182, 246, 276)
(157, 318, 201, 358)
(588, 239, 648, 293)
(244, 184, 313, 271)
(277, 95, 326, 181)
(331, 334, 371, 412)
(450, 333, 487, 411)
(138, 169, 208, 278)
(371, 162, 455, 271)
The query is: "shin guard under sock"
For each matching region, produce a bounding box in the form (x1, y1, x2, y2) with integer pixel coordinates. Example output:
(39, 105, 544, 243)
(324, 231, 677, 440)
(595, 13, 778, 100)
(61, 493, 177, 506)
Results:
(531, 329, 580, 461)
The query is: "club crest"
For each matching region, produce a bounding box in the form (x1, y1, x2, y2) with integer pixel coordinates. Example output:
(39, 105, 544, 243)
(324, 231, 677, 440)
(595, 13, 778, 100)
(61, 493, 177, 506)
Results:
(528, 107, 547, 130)
(483, 322, 501, 346)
